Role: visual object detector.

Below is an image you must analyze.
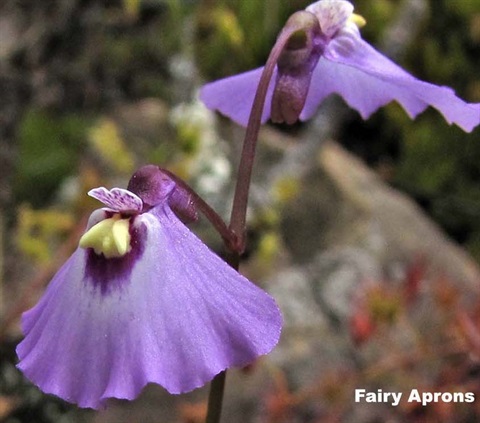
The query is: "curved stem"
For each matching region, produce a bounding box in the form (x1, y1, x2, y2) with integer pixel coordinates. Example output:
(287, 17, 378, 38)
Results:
(161, 169, 238, 251)
(228, 25, 300, 253)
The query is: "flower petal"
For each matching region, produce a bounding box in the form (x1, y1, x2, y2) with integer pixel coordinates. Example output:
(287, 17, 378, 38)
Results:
(88, 187, 143, 214)
(319, 29, 480, 132)
(17, 206, 282, 409)
(200, 67, 276, 127)
(306, 0, 353, 38)
(301, 56, 427, 122)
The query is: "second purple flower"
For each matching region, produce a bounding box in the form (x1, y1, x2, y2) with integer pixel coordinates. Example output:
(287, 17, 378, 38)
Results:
(200, 0, 480, 132)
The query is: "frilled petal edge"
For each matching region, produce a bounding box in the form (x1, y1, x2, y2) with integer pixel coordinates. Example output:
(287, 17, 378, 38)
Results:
(16, 207, 282, 409)
(200, 67, 276, 127)
(317, 33, 480, 132)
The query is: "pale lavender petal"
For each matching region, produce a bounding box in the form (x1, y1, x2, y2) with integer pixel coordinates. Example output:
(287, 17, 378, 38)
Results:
(319, 30, 480, 132)
(88, 187, 143, 214)
(200, 67, 276, 127)
(301, 57, 427, 121)
(17, 206, 281, 409)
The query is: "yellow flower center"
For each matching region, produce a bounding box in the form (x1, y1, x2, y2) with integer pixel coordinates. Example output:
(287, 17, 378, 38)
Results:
(79, 215, 131, 258)
(349, 13, 366, 28)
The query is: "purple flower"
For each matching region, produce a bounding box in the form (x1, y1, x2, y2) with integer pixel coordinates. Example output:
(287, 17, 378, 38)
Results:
(200, 0, 480, 132)
(16, 165, 282, 409)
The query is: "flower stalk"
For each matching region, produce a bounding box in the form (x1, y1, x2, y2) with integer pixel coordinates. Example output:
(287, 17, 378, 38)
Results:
(205, 371, 226, 423)
(160, 169, 239, 251)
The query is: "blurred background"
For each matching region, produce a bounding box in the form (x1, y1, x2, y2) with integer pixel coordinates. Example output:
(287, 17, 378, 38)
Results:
(1, 0, 480, 422)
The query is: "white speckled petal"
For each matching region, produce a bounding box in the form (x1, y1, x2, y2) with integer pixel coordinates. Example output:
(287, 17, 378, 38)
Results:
(88, 187, 143, 213)
(306, 0, 353, 38)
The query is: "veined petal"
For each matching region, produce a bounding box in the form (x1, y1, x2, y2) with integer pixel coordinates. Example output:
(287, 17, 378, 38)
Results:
(16, 206, 282, 409)
(322, 29, 480, 132)
(199, 67, 276, 127)
(306, 0, 353, 38)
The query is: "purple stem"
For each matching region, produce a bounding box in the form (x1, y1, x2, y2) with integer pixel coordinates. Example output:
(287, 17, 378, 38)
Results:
(161, 169, 238, 250)
(228, 25, 302, 253)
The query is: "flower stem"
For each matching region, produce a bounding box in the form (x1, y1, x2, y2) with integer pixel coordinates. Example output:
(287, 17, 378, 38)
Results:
(204, 23, 302, 423)
(228, 24, 303, 252)
(205, 371, 226, 423)
(161, 168, 239, 251)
